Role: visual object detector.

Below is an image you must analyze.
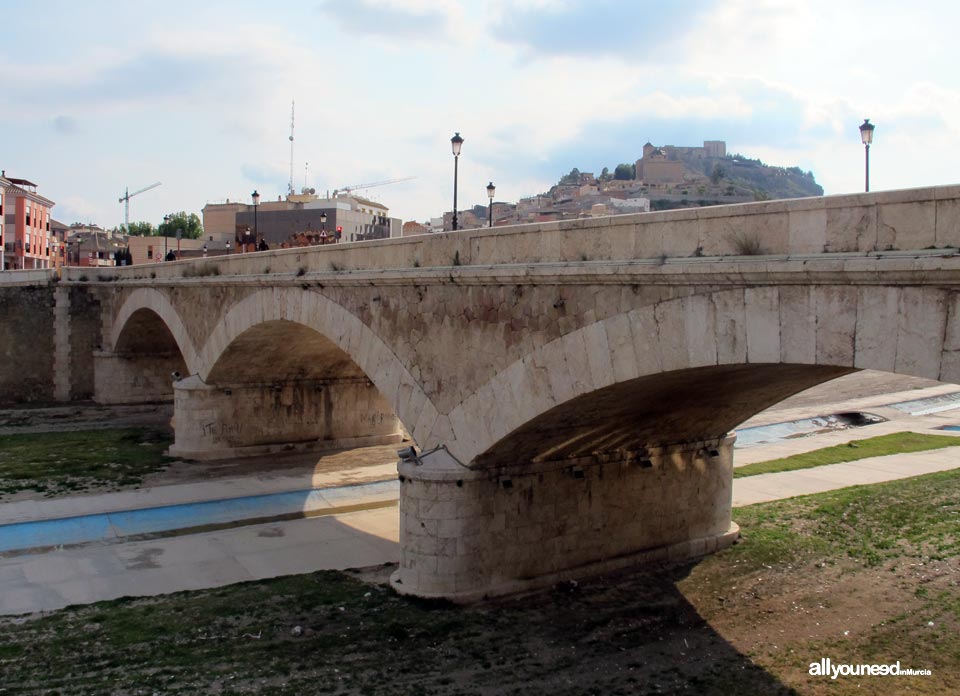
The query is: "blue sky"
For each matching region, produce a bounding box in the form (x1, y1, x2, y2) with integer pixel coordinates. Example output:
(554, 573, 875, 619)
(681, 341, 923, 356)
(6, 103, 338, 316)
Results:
(2, 0, 958, 227)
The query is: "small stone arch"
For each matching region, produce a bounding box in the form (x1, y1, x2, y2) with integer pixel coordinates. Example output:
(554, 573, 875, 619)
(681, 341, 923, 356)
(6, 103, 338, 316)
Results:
(109, 288, 200, 374)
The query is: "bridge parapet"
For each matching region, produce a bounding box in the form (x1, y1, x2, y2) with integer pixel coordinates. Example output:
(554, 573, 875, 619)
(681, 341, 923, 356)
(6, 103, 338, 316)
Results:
(57, 184, 960, 284)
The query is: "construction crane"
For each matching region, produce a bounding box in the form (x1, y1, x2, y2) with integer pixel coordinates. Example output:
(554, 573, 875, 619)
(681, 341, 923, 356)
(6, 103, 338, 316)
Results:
(288, 101, 296, 197)
(119, 182, 162, 231)
(332, 176, 416, 197)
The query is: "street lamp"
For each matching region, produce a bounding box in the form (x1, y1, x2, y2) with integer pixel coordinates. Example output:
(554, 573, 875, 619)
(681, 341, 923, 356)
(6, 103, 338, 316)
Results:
(163, 215, 170, 258)
(859, 119, 875, 193)
(252, 189, 261, 247)
(486, 181, 496, 228)
(321, 211, 327, 244)
(451, 132, 464, 231)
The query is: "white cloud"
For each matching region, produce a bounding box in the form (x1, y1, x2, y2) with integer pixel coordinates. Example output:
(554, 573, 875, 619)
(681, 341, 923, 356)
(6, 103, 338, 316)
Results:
(2, 0, 958, 227)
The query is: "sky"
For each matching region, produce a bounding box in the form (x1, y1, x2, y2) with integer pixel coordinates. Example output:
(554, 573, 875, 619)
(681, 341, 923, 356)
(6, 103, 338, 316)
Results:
(2, 0, 958, 228)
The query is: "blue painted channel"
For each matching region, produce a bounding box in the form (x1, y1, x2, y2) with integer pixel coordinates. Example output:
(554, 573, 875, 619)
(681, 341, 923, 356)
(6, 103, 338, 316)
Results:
(0, 479, 399, 554)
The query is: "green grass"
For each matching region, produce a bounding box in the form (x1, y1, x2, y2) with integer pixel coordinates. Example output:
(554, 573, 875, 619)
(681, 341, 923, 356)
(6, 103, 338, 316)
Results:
(0, 428, 173, 497)
(731, 468, 960, 568)
(734, 431, 960, 478)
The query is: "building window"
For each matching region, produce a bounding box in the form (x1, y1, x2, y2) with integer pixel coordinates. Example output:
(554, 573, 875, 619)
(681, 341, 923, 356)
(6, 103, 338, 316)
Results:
(147, 246, 153, 259)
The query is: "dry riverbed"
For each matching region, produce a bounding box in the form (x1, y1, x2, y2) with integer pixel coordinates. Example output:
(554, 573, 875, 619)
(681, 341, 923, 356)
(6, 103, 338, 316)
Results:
(1, 469, 957, 695)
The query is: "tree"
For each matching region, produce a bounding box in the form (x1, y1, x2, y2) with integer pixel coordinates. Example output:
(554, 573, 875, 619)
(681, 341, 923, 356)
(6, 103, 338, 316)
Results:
(158, 212, 203, 239)
(613, 163, 635, 180)
(559, 168, 581, 185)
(600, 166, 611, 181)
(710, 164, 725, 185)
(126, 221, 156, 237)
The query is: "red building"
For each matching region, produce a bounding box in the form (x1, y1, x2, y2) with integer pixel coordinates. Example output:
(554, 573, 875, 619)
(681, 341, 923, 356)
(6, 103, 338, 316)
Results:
(1, 172, 57, 270)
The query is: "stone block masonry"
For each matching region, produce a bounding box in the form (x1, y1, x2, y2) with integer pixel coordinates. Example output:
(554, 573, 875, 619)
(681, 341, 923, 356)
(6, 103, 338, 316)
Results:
(391, 436, 738, 601)
(0, 283, 56, 403)
(168, 375, 404, 460)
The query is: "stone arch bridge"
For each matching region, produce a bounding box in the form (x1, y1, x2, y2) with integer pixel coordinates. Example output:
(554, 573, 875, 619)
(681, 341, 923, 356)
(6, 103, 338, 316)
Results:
(5, 184, 960, 600)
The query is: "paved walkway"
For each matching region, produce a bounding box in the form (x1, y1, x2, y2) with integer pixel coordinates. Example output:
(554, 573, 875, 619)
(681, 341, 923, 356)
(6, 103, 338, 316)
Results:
(732, 446, 960, 506)
(0, 506, 399, 616)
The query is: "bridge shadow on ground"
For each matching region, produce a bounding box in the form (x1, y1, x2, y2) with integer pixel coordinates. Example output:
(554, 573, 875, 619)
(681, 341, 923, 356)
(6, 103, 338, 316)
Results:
(409, 560, 800, 696)
(0, 516, 796, 695)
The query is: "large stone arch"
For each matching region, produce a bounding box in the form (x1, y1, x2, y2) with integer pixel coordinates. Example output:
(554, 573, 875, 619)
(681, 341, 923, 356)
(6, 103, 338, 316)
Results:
(393, 284, 960, 600)
(94, 288, 199, 404)
(437, 285, 960, 467)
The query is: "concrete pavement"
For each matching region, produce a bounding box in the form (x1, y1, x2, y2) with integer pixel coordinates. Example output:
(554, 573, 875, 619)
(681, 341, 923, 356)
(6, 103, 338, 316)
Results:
(0, 506, 400, 616)
(732, 446, 960, 506)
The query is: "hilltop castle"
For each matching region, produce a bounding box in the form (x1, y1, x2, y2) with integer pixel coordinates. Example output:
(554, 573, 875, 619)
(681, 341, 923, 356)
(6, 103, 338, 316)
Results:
(635, 140, 727, 184)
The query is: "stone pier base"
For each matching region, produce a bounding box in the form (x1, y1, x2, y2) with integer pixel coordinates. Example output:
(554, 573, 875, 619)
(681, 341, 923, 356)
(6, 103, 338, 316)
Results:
(390, 435, 739, 602)
(168, 375, 403, 460)
(93, 350, 186, 404)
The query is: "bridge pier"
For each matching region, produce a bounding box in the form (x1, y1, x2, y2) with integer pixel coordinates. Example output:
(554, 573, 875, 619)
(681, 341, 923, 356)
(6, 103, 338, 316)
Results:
(391, 435, 739, 602)
(167, 375, 404, 460)
(93, 350, 186, 404)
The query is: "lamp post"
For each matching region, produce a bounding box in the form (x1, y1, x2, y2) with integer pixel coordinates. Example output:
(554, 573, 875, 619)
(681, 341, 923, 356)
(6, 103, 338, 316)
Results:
(321, 211, 327, 244)
(859, 119, 875, 193)
(486, 181, 496, 228)
(163, 214, 170, 258)
(451, 132, 464, 231)
(251, 189, 261, 247)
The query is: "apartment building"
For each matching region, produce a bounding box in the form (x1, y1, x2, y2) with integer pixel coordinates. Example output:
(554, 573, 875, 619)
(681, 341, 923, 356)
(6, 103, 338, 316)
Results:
(1, 172, 57, 270)
(203, 190, 402, 248)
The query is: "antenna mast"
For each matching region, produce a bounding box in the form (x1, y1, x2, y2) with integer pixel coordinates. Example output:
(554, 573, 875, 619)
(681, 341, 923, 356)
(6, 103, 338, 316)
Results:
(288, 101, 295, 196)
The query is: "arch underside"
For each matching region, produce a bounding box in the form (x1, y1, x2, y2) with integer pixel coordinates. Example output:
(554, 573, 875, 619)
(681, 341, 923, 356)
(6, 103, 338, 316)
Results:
(95, 308, 188, 404)
(114, 308, 186, 360)
(206, 320, 364, 384)
(475, 363, 855, 468)
(170, 319, 404, 458)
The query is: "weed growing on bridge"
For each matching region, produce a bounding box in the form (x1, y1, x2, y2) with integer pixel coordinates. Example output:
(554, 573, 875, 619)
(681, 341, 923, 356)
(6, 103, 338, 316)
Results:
(296, 266, 306, 277)
(0, 428, 173, 498)
(182, 265, 221, 278)
(729, 232, 764, 255)
(734, 432, 960, 478)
